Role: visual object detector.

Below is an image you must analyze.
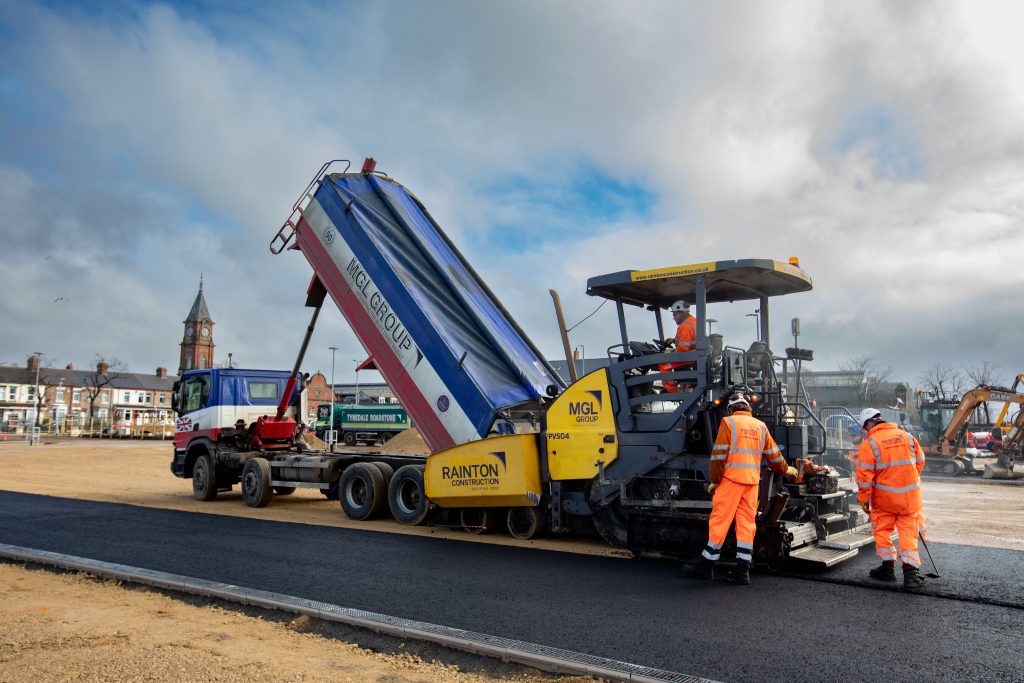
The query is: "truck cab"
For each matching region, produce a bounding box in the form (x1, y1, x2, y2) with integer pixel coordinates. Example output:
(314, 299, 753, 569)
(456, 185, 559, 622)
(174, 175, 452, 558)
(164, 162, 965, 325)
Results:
(170, 368, 301, 478)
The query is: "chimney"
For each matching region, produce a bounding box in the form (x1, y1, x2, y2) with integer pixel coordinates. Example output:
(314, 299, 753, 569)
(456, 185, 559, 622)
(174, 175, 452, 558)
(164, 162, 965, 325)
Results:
(65, 363, 74, 370)
(573, 348, 582, 360)
(156, 367, 167, 378)
(97, 361, 109, 375)
(27, 355, 40, 372)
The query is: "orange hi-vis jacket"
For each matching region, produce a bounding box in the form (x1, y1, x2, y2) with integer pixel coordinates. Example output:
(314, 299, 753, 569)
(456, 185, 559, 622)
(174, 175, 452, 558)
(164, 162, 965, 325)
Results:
(674, 316, 697, 353)
(660, 316, 697, 392)
(710, 409, 789, 485)
(856, 422, 925, 515)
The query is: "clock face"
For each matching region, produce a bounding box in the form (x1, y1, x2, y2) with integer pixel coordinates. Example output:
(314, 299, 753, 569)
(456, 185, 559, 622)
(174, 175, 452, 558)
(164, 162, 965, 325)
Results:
(201, 327, 209, 338)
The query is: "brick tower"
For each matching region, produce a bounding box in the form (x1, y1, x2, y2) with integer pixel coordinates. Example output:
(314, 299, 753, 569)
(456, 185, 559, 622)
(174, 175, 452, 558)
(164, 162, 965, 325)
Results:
(179, 277, 215, 374)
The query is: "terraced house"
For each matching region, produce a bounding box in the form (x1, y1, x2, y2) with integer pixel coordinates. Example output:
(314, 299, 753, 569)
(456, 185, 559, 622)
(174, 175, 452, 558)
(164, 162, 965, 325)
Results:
(0, 356, 177, 435)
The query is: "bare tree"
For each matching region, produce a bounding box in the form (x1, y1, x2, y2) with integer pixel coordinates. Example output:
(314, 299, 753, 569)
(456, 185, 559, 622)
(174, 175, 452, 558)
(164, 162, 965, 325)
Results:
(965, 361, 1001, 387)
(966, 361, 1002, 422)
(840, 355, 896, 406)
(919, 363, 967, 402)
(33, 360, 60, 430)
(82, 355, 127, 429)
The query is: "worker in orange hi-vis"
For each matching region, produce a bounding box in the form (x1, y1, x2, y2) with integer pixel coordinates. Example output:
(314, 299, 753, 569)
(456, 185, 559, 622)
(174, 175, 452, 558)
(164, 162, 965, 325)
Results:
(855, 407, 928, 589)
(687, 392, 798, 584)
(659, 300, 697, 393)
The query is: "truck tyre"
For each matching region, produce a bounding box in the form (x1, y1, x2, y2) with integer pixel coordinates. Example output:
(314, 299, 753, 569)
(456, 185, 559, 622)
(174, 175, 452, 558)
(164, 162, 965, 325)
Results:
(241, 457, 273, 508)
(343, 431, 356, 447)
(378, 432, 392, 444)
(371, 461, 395, 487)
(192, 453, 217, 501)
(274, 486, 296, 496)
(339, 463, 387, 520)
(507, 506, 545, 540)
(460, 508, 499, 535)
(388, 465, 429, 525)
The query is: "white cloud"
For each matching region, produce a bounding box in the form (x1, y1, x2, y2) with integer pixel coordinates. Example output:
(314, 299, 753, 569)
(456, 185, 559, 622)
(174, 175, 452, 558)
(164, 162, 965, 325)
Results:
(0, 0, 1022, 387)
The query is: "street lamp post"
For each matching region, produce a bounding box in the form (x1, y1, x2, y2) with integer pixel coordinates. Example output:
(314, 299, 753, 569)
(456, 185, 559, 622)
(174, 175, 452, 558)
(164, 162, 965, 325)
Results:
(30, 352, 42, 446)
(745, 309, 761, 340)
(352, 360, 361, 405)
(706, 318, 718, 334)
(56, 377, 65, 436)
(328, 346, 338, 449)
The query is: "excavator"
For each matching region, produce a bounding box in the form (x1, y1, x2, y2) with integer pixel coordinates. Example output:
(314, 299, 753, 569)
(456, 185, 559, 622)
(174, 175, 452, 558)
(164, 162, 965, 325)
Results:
(919, 382, 1024, 478)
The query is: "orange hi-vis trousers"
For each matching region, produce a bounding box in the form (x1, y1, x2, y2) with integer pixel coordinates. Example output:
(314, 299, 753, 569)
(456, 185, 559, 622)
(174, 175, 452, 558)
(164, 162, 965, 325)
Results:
(701, 477, 758, 564)
(872, 509, 922, 568)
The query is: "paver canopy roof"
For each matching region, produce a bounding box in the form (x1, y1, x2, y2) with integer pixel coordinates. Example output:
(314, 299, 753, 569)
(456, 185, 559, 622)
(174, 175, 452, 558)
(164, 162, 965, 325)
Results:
(586, 258, 813, 308)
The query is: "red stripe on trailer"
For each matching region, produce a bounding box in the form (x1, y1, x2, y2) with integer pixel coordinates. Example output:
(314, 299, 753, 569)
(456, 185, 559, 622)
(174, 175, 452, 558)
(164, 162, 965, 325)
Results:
(295, 214, 454, 452)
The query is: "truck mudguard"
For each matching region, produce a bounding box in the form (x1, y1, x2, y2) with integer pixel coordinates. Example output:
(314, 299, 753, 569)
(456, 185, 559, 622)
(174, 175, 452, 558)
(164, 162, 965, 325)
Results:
(287, 169, 563, 452)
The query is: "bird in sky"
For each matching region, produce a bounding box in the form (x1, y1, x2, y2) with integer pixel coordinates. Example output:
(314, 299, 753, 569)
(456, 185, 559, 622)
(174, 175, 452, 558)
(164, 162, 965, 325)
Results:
(54, 297, 65, 303)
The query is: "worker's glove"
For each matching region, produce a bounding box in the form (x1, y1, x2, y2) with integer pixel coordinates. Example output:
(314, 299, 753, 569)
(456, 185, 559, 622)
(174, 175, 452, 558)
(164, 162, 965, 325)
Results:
(706, 482, 717, 495)
(859, 501, 870, 514)
(785, 466, 798, 479)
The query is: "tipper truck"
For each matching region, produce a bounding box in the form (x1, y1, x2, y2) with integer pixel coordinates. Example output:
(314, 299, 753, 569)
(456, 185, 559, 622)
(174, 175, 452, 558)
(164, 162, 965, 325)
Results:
(172, 157, 874, 569)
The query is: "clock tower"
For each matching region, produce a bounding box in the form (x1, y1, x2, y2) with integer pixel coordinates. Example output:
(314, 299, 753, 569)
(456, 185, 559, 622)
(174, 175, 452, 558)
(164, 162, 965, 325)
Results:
(179, 277, 215, 374)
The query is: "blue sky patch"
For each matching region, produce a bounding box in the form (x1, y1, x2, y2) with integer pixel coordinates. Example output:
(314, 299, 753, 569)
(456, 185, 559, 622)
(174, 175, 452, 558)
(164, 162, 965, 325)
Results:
(832, 104, 926, 180)
(475, 162, 657, 250)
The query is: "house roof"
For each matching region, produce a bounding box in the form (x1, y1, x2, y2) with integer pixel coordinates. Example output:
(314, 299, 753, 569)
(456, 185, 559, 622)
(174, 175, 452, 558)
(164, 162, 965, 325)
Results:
(0, 365, 177, 391)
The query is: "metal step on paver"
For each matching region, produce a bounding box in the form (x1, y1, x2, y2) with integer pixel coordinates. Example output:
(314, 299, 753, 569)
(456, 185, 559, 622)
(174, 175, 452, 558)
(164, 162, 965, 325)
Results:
(789, 545, 859, 567)
(818, 527, 875, 551)
(818, 513, 848, 525)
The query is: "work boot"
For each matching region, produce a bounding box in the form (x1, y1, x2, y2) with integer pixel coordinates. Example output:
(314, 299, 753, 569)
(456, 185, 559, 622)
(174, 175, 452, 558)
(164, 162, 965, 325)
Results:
(903, 564, 926, 589)
(684, 558, 715, 580)
(725, 561, 751, 585)
(869, 560, 896, 583)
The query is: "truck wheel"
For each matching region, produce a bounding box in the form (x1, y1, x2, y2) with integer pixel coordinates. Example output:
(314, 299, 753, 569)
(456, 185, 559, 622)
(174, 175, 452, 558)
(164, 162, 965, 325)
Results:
(339, 463, 387, 520)
(371, 462, 395, 487)
(507, 507, 545, 540)
(388, 465, 429, 525)
(378, 432, 392, 444)
(273, 486, 296, 496)
(460, 508, 499, 535)
(241, 458, 273, 508)
(343, 432, 356, 447)
(192, 453, 217, 501)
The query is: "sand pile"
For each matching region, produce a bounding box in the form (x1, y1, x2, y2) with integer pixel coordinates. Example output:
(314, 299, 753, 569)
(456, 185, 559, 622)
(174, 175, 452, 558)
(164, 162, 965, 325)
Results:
(301, 432, 328, 450)
(382, 428, 429, 455)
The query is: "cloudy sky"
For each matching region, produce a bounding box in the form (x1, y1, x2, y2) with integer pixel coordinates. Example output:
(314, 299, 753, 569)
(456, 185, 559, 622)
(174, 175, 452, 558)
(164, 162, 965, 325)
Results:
(1, 0, 1021, 389)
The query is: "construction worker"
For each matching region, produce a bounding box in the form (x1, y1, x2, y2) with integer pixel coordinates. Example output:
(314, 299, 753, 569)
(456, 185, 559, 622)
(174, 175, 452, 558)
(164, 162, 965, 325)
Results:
(660, 300, 697, 392)
(688, 392, 798, 584)
(855, 407, 927, 589)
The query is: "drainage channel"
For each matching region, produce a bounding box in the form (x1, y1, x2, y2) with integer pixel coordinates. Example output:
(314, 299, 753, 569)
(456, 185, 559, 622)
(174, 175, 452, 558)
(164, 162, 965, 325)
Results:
(0, 543, 714, 683)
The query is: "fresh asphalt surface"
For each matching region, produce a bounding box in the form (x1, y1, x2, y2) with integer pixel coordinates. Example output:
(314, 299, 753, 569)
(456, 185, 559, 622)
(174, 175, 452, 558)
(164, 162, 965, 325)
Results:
(1, 490, 1022, 682)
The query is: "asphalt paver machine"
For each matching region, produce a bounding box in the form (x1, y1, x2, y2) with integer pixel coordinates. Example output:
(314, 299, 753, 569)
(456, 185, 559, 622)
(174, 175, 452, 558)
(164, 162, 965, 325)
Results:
(577, 260, 873, 567)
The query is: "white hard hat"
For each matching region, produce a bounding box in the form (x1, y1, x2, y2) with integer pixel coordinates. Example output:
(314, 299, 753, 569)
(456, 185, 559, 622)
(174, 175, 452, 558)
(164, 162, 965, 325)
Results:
(858, 408, 882, 428)
(727, 393, 751, 411)
(670, 300, 691, 313)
